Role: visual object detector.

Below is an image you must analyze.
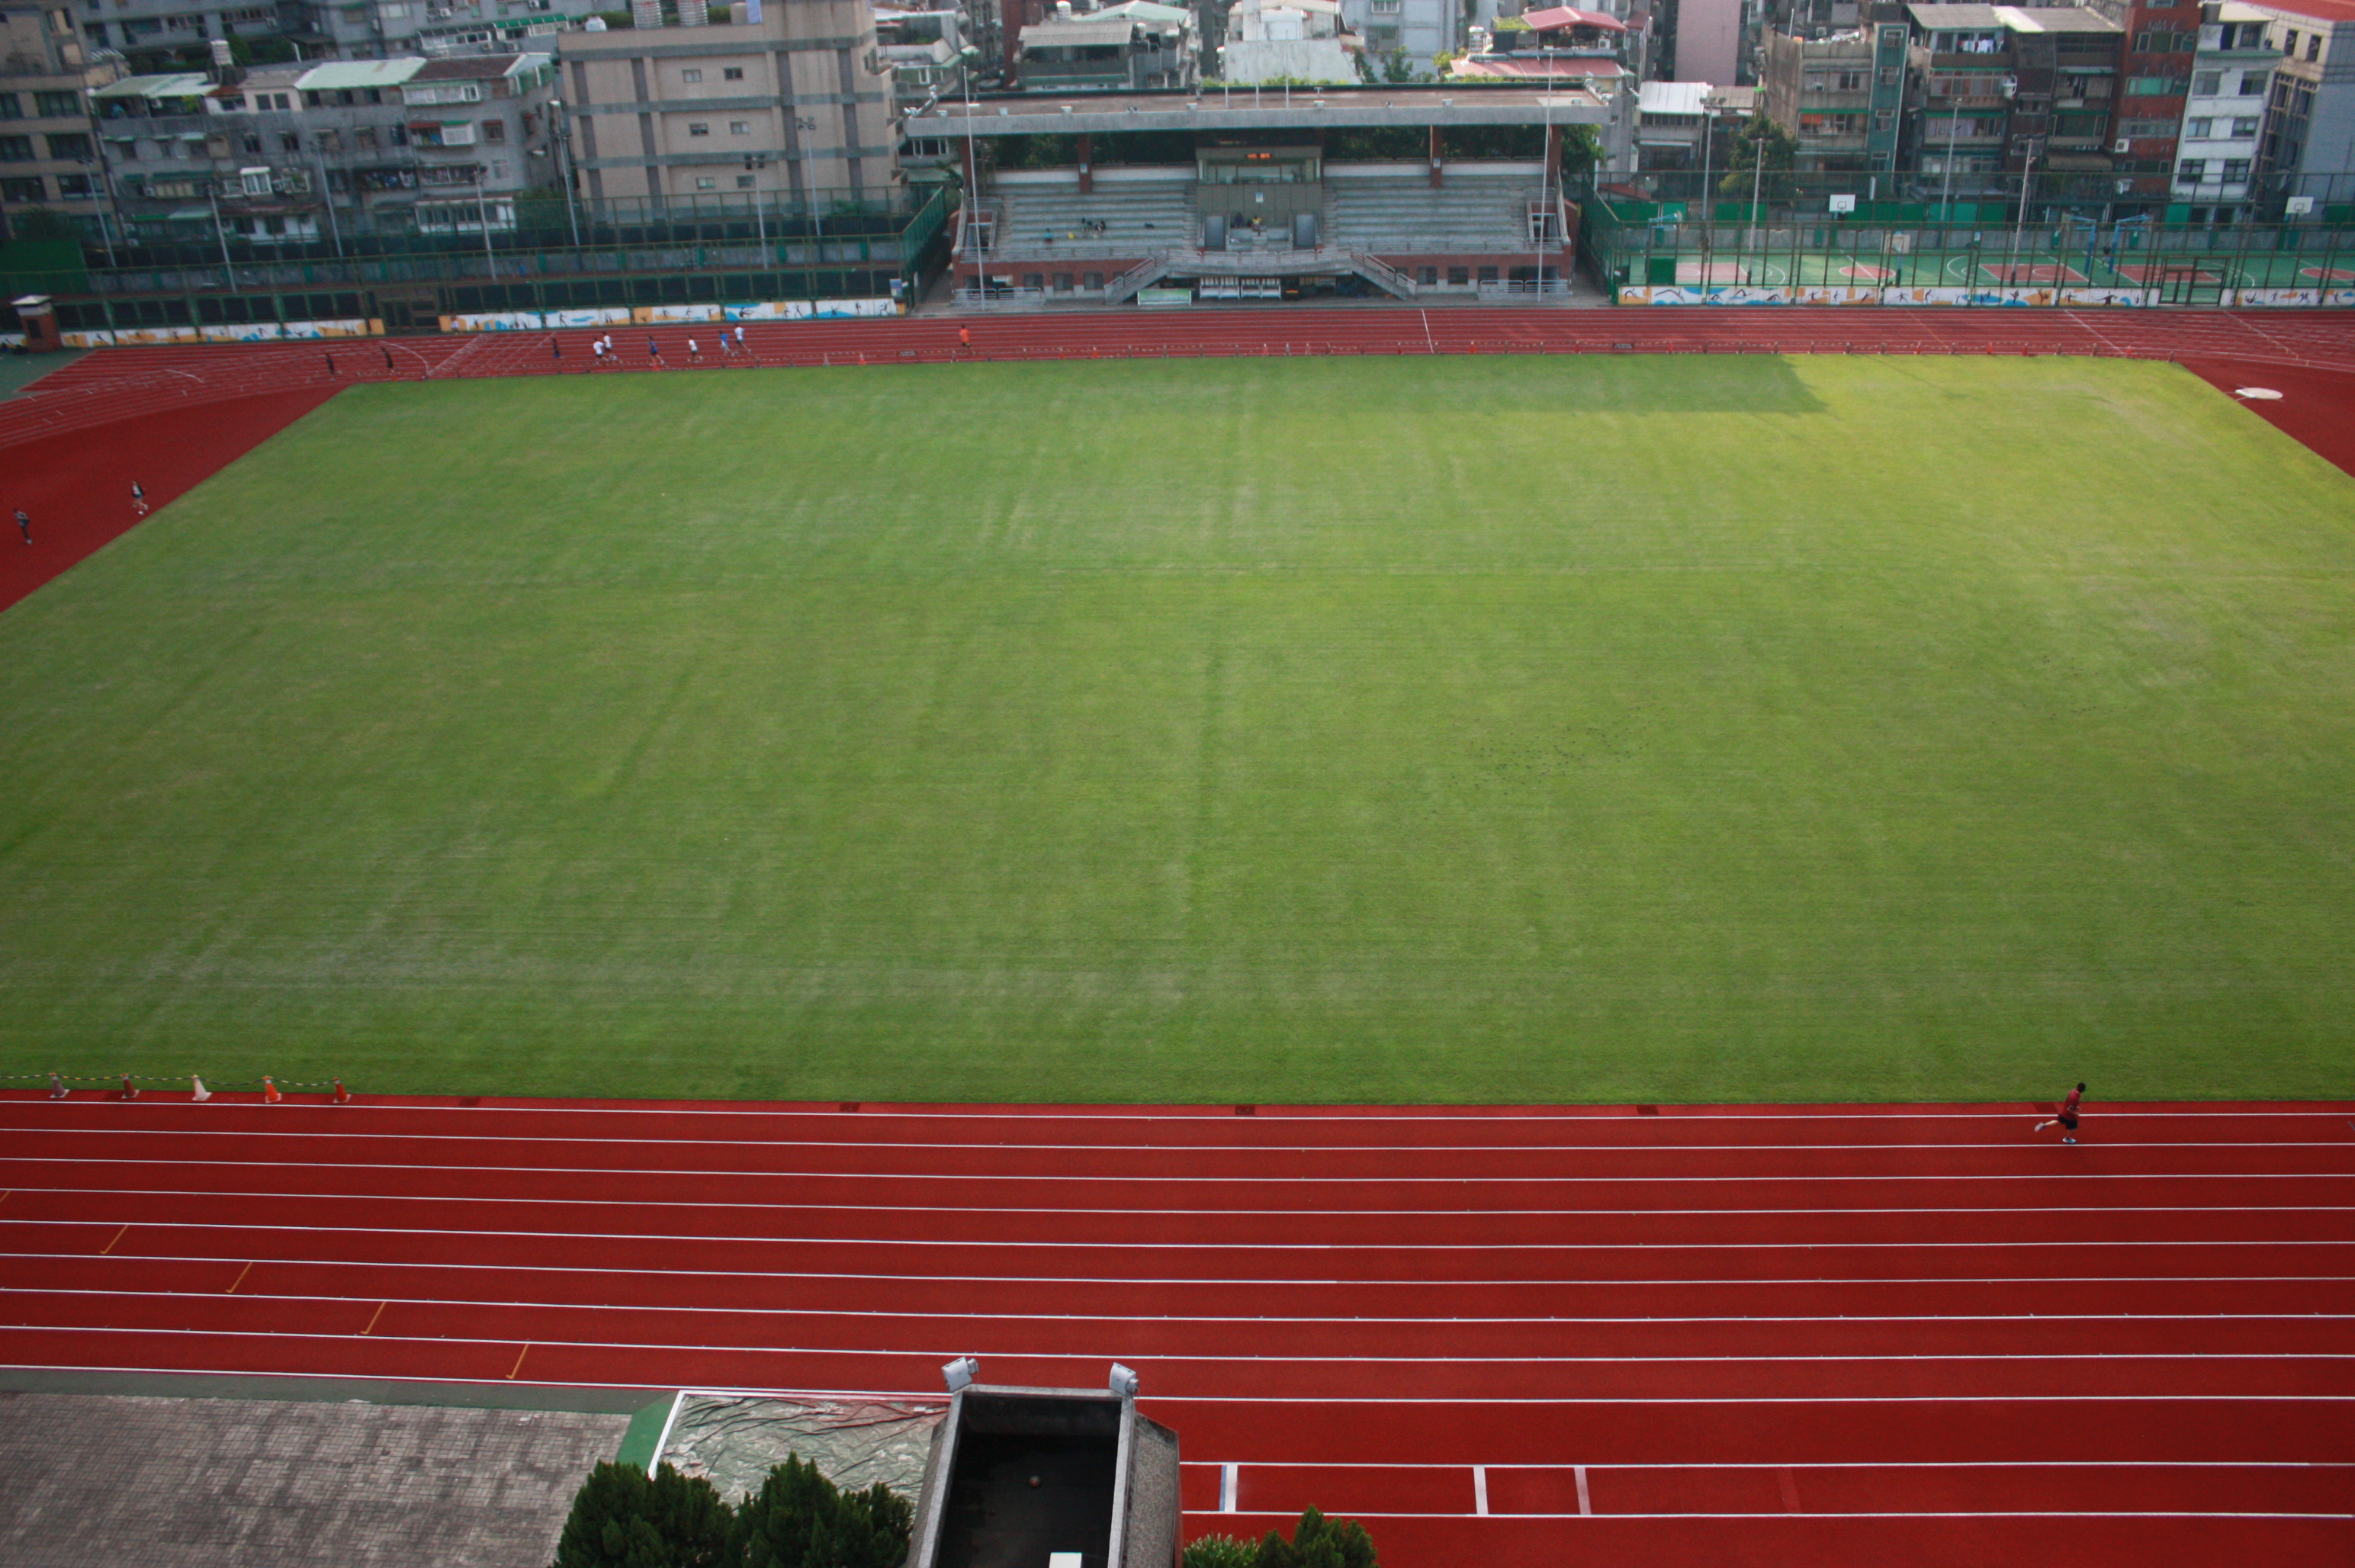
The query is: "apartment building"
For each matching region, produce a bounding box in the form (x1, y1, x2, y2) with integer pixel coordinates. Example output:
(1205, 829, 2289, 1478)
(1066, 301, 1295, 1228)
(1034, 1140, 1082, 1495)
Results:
(2087, 0, 2198, 201)
(1336, 0, 1456, 74)
(287, 0, 590, 62)
(2172, 0, 2273, 214)
(77, 0, 284, 69)
(0, 2, 119, 235)
(1762, 21, 1906, 169)
(2254, 0, 2353, 204)
(1905, 5, 2123, 191)
(556, 0, 898, 210)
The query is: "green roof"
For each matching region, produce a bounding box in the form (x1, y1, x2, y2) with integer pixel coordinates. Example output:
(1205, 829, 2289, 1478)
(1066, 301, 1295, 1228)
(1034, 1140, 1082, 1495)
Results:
(91, 73, 214, 100)
(294, 58, 429, 92)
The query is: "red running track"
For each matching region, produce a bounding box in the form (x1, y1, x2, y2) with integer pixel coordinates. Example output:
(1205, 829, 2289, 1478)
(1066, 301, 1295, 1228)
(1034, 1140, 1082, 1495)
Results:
(2, 1094, 2350, 1564)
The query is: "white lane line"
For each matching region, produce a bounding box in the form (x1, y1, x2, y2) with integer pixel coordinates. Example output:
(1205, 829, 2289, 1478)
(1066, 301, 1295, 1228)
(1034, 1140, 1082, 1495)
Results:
(1473, 1465, 1489, 1516)
(6, 1250, 2340, 1290)
(1574, 1465, 1592, 1515)
(10, 1184, 2347, 1219)
(1, 1218, 2347, 1253)
(1176, 1459, 2355, 1470)
(1220, 1463, 1239, 1512)
(3, 1314, 2347, 1367)
(6, 1126, 2347, 1154)
(4, 1356, 2346, 1405)
(9, 1286, 2350, 1330)
(14, 1157, 2350, 1189)
(1178, 1508, 2355, 1521)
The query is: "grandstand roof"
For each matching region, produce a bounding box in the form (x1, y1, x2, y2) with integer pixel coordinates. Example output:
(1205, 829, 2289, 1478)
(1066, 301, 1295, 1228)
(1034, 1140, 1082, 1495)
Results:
(918, 84, 1611, 134)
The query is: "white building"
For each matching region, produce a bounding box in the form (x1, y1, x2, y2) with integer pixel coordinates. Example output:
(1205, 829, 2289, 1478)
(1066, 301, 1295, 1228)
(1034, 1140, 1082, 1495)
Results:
(1220, 0, 1358, 82)
(1336, 0, 1456, 75)
(2173, 0, 2276, 217)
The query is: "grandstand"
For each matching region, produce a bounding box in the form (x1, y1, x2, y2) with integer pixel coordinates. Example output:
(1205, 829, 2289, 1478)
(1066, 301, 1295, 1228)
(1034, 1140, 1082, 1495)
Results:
(943, 85, 1605, 304)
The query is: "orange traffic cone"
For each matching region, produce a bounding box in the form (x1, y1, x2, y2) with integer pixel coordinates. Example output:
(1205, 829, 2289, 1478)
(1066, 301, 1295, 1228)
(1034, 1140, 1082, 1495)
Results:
(332, 1080, 352, 1106)
(262, 1077, 282, 1105)
(191, 1075, 211, 1103)
(119, 1075, 140, 1102)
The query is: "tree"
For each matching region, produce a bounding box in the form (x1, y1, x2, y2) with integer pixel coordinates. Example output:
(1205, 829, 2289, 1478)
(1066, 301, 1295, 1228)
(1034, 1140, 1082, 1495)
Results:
(551, 1464, 734, 1568)
(736, 1455, 911, 1568)
(1179, 1511, 1376, 1568)
(1718, 114, 1798, 206)
(1557, 123, 1604, 180)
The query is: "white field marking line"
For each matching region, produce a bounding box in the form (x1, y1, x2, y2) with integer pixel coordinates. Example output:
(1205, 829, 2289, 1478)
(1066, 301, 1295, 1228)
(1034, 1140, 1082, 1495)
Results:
(1179, 1459, 2355, 1470)
(18, 1155, 2354, 1188)
(7, 1313, 2347, 1367)
(1473, 1465, 1489, 1515)
(2, 1217, 2347, 1254)
(14, 1183, 2351, 1223)
(1574, 1466, 1592, 1514)
(645, 1390, 686, 1480)
(17, 1286, 2350, 1332)
(1220, 1463, 1238, 1512)
(2, 1356, 2344, 1406)
(8, 1251, 2341, 1292)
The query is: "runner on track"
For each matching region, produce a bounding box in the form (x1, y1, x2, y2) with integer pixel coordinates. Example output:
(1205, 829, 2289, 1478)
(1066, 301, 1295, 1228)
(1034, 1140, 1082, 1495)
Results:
(132, 482, 148, 517)
(2035, 1083, 2086, 1145)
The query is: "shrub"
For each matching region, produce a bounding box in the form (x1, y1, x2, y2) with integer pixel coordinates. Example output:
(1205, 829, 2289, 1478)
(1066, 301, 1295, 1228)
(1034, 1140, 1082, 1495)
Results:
(1187, 1511, 1375, 1568)
(551, 1462, 734, 1568)
(1184, 1535, 1258, 1568)
(552, 1454, 914, 1568)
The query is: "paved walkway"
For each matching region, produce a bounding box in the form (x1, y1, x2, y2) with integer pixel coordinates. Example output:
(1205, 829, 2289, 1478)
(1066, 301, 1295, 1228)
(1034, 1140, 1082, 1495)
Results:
(0, 1393, 625, 1567)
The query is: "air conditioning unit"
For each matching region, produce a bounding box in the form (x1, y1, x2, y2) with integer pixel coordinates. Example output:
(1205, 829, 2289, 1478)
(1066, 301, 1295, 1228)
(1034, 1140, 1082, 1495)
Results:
(2112, 137, 2132, 153)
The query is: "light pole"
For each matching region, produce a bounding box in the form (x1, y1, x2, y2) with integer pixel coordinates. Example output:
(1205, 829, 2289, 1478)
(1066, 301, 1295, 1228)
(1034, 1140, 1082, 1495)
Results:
(78, 159, 117, 268)
(548, 98, 583, 249)
(311, 146, 345, 257)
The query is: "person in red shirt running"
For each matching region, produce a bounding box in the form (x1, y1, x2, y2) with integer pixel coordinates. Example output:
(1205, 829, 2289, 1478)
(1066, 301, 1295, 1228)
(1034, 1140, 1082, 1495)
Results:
(2035, 1083, 2086, 1145)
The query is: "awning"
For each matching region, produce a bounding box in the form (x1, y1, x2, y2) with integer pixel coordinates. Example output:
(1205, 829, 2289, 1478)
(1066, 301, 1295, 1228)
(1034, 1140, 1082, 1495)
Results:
(164, 207, 214, 220)
(1519, 6, 1630, 31)
(92, 72, 214, 100)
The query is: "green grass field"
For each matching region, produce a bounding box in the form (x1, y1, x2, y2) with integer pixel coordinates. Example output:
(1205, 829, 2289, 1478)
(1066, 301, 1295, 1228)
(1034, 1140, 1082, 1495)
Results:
(2, 355, 2352, 1104)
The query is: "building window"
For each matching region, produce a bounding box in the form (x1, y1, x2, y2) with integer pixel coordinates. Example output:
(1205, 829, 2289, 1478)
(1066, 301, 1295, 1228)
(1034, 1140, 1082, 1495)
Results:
(482, 119, 504, 142)
(2177, 157, 2206, 180)
(1054, 272, 1074, 290)
(33, 90, 80, 116)
(695, 175, 716, 188)
(728, 120, 749, 133)
(723, 66, 744, 79)
(2238, 71, 2266, 94)
(735, 173, 754, 186)
(2231, 116, 2258, 136)
(1477, 265, 1499, 282)
(682, 67, 703, 82)
(1418, 265, 1438, 284)
(2223, 157, 2250, 179)
(46, 132, 91, 159)
(1878, 67, 1898, 85)
(1085, 271, 1104, 288)
(0, 135, 29, 162)
(689, 122, 710, 136)
(2191, 69, 2222, 92)
(1447, 265, 1469, 284)
(2306, 35, 2320, 60)
(0, 95, 18, 120)
(55, 172, 92, 198)
(0, 175, 45, 201)
(2183, 116, 2211, 136)
(2283, 28, 2298, 52)
(1835, 70, 1865, 89)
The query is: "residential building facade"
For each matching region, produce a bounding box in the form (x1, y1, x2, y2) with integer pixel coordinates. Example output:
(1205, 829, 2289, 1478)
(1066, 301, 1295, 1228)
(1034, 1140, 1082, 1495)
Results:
(2173, 0, 2273, 214)
(1904, 5, 2124, 194)
(556, 0, 898, 214)
(2093, 0, 2198, 202)
(0, 2, 119, 236)
(1763, 22, 1906, 169)
(1336, 0, 1456, 74)
(2254, 0, 2353, 205)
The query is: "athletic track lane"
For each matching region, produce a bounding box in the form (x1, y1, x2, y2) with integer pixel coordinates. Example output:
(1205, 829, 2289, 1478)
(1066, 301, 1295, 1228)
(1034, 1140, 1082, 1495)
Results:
(1, 1094, 2349, 1565)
